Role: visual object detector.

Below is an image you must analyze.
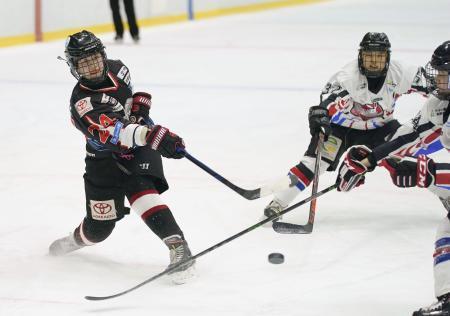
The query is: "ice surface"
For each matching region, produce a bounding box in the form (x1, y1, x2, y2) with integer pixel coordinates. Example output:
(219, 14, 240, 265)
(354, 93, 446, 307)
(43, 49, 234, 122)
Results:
(0, 0, 449, 315)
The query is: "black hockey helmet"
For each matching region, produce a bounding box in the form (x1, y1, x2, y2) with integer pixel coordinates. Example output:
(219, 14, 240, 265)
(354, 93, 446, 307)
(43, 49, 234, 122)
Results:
(425, 41, 450, 97)
(431, 41, 450, 70)
(358, 32, 391, 78)
(64, 30, 108, 84)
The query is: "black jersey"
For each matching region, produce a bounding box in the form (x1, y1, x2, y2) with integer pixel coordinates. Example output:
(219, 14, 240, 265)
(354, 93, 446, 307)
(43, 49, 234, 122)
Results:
(69, 59, 165, 183)
(70, 59, 135, 153)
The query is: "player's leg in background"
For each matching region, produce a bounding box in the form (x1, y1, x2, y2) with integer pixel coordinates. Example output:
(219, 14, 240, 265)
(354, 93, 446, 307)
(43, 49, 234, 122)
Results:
(263, 126, 346, 221)
(435, 215, 450, 298)
(413, 211, 450, 316)
(123, 0, 139, 41)
(109, 0, 124, 42)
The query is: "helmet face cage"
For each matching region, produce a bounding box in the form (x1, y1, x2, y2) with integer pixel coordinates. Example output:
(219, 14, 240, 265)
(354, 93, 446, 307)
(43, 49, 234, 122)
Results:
(64, 30, 108, 84)
(75, 52, 106, 82)
(358, 32, 391, 78)
(425, 62, 450, 96)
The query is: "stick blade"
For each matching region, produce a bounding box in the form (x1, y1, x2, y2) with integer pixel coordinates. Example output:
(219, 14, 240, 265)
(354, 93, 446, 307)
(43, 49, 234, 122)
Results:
(84, 293, 123, 301)
(272, 222, 313, 234)
(85, 295, 109, 301)
(240, 188, 261, 200)
(85, 287, 135, 301)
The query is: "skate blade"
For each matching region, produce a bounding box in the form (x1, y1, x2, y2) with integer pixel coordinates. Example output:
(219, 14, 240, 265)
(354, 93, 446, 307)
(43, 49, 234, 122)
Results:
(170, 265, 196, 285)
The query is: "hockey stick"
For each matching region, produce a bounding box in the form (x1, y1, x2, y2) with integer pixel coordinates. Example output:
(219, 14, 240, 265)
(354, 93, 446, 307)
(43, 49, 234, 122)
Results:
(179, 148, 296, 200)
(272, 141, 324, 234)
(84, 184, 337, 301)
(272, 132, 326, 234)
(143, 118, 295, 200)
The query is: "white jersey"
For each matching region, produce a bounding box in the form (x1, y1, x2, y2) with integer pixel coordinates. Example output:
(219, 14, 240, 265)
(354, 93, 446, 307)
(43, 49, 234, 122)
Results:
(426, 102, 450, 298)
(371, 93, 450, 194)
(372, 94, 449, 157)
(322, 59, 426, 130)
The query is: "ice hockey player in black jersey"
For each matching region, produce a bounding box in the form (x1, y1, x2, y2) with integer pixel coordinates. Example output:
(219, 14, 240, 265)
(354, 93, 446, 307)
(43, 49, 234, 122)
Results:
(48, 30, 194, 284)
(336, 41, 450, 316)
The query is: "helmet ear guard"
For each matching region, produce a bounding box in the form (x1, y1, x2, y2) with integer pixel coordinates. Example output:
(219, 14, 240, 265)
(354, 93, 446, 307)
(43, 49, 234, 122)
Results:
(64, 30, 108, 85)
(358, 32, 391, 78)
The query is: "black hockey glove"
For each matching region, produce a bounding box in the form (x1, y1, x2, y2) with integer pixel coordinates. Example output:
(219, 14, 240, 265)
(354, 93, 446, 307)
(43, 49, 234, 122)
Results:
(130, 92, 152, 124)
(308, 105, 331, 139)
(380, 155, 436, 188)
(146, 125, 185, 159)
(336, 145, 374, 192)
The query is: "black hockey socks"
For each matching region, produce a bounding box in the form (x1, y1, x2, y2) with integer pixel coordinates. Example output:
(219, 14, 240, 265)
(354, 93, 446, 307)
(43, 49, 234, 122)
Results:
(142, 208, 184, 241)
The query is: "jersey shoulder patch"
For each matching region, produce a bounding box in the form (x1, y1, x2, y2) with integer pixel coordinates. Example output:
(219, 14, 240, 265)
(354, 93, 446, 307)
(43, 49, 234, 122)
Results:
(426, 96, 448, 125)
(74, 97, 93, 117)
(117, 66, 129, 80)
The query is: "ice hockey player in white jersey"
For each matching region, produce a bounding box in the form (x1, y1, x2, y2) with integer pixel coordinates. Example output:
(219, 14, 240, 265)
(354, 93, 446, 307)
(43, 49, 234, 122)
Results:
(263, 32, 428, 221)
(377, 134, 449, 316)
(335, 41, 450, 316)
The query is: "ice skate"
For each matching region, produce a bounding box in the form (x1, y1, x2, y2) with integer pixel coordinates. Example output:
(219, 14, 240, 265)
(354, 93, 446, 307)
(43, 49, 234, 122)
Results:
(413, 294, 450, 316)
(49, 232, 84, 256)
(262, 200, 284, 226)
(164, 235, 195, 285)
(132, 35, 140, 44)
(114, 34, 123, 43)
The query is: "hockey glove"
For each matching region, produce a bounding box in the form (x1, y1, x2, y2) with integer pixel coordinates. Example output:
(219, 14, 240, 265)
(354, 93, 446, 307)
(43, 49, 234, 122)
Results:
(308, 105, 331, 139)
(146, 125, 185, 159)
(336, 145, 374, 192)
(380, 155, 436, 188)
(130, 92, 152, 124)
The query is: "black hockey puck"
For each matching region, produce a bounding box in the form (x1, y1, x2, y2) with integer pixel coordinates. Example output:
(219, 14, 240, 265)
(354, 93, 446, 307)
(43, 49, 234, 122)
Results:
(268, 252, 284, 264)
